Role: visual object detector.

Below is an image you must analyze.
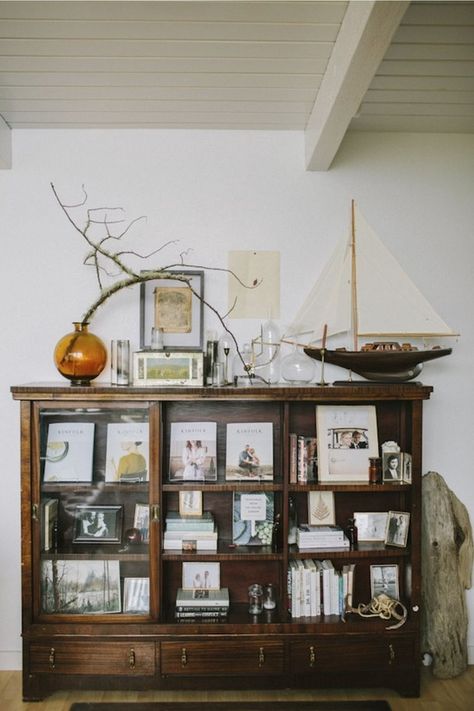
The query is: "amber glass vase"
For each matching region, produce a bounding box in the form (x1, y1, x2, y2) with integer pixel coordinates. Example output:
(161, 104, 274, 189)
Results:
(54, 322, 107, 386)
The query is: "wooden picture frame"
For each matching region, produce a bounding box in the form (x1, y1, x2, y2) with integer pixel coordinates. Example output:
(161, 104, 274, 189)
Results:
(139, 269, 204, 350)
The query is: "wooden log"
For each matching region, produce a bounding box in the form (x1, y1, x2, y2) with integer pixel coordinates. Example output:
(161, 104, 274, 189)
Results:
(421, 471, 473, 678)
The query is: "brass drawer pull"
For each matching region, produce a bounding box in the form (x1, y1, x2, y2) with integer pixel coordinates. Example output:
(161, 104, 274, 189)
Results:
(388, 644, 395, 665)
(181, 647, 187, 666)
(309, 645, 316, 667)
(258, 647, 265, 667)
(129, 648, 136, 669)
(48, 647, 55, 671)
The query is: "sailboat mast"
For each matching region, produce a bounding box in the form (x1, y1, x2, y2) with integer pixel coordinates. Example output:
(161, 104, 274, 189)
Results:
(350, 199, 359, 352)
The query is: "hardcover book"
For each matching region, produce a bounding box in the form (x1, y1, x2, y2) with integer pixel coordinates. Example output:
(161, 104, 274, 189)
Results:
(176, 588, 229, 608)
(105, 422, 149, 483)
(232, 492, 274, 546)
(41, 498, 58, 551)
(169, 422, 217, 482)
(43, 422, 95, 483)
(165, 511, 215, 531)
(225, 422, 273, 481)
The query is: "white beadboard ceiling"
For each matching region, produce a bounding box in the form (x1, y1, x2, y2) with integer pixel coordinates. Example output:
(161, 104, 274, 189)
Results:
(0, 0, 472, 170)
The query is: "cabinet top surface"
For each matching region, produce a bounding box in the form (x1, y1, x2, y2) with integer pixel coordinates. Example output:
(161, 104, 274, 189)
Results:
(11, 381, 433, 401)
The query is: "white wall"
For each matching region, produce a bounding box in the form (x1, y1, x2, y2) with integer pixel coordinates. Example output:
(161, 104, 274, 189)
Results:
(0, 129, 473, 670)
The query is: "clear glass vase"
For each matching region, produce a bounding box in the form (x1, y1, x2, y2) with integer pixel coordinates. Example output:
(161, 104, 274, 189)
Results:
(280, 343, 316, 384)
(256, 319, 280, 384)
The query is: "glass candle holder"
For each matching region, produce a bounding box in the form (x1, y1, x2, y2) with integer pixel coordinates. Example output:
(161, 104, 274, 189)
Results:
(248, 583, 263, 615)
(263, 583, 276, 610)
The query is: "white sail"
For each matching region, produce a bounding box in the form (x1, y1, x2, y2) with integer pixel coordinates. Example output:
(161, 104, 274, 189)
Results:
(285, 203, 456, 344)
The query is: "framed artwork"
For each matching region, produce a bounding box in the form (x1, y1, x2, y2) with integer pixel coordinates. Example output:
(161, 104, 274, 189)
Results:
(307, 491, 335, 526)
(73, 505, 123, 544)
(123, 577, 150, 613)
(316, 405, 378, 482)
(179, 490, 203, 517)
(139, 269, 204, 350)
(402, 452, 412, 484)
(353, 511, 388, 541)
(133, 350, 203, 387)
(385, 511, 410, 548)
(133, 503, 150, 543)
(370, 564, 399, 599)
(41, 559, 121, 614)
(182, 562, 220, 591)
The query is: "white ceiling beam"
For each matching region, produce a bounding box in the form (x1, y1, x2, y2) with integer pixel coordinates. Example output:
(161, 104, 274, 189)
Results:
(305, 0, 410, 171)
(0, 115, 11, 169)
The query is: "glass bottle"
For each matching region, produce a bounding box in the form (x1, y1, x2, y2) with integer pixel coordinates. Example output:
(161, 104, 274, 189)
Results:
(257, 319, 281, 383)
(263, 583, 277, 610)
(54, 322, 107, 386)
(346, 518, 358, 549)
(233, 343, 253, 383)
(288, 496, 298, 545)
(248, 584, 263, 615)
(280, 343, 316, 384)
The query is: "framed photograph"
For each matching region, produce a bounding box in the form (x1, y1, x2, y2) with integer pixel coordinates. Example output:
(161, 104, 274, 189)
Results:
(316, 405, 378, 482)
(123, 577, 150, 613)
(179, 490, 203, 517)
(73, 505, 123, 544)
(139, 269, 204, 350)
(370, 564, 399, 599)
(402, 452, 412, 484)
(308, 491, 335, 526)
(133, 503, 150, 543)
(353, 512, 388, 541)
(382, 452, 402, 482)
(385, 511, 410, 547)
(182, 562, 220, 591)
(41, 559, 121, 614)
(133, 350, 203, 387)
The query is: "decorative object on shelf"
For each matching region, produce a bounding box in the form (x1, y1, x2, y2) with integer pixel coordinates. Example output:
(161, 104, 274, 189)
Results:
(254, 318, 281, 384)
(54, 322, 107, 386)
(263, 583, 277, 610)
(205, 330, 219, 385)
(347, 593, 407, 630)
(345, 517, 358, 549)
(308, 491, 335, 526)
(369, 456, 382, 484)
(284, 200, 456, 382)
(382, 452, 402, 482)
(150, 326, 164, 350)
(280, 343, 316, 384)
(287, 496, 297, 545)
(370, 564, 400, 600)
(41, 559, 121, 614)
(248, 583, 263, 614)
(123, 527, 143, 546)
(73, 505, 123, 544)
(133, 350, 204, 387)
(219, 333, 232, 384)
(384, 510, 410, 547)
(110, 339, 130, 385)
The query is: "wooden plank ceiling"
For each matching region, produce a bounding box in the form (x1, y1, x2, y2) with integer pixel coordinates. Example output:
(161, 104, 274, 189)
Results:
(0, 0, 472, 170)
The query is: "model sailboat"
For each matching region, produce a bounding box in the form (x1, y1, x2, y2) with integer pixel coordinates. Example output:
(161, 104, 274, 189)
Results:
(285, 201, 456, 382)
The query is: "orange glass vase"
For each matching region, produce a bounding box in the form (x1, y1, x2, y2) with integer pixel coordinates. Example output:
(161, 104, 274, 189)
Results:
(54, 322, 107, 386)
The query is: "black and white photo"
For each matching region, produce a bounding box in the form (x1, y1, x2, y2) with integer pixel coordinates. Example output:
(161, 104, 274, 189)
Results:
(73, 505, 123, 544)
(385, 511, 410, 547)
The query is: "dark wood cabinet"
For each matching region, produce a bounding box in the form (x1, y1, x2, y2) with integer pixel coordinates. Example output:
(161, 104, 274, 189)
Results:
(12, 382, 431, 700)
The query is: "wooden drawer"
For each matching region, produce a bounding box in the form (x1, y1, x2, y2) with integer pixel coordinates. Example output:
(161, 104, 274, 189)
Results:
(161, 640, 284, 676)
(30, 641, 156, 676)
(289, 636, 415, 674)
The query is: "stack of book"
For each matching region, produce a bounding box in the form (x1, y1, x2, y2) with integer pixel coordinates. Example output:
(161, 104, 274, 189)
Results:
(163, 511, 218, 551)
(288, 560, 355, 618)
(175, 588, 230, 620)
(296, 524, 350, 551)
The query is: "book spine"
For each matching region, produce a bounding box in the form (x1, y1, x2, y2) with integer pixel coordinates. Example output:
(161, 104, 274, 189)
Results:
(175, 610, 228, 618)
(289, 433, 298, 484)
(297, 436, 307, 483)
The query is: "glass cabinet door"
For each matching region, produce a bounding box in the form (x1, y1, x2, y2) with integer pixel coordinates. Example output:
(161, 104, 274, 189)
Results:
(37, 404, 151, 618)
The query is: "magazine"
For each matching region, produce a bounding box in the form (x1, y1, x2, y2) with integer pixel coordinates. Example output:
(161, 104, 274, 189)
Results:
(225, 422, 273, 481)
(232, 492, 274, 546)
(169, 422, 217, 482)
(43, 422, 95, 483)
(105, 422, 149, 482)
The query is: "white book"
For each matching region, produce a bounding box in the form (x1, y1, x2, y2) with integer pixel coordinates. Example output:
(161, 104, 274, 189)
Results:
(105, 422, 149, 483)
(176, 588, 229, 607)
(321, 560, 334, 616)
(289, 560, 299, 618)
(163, 529, 218, 540)
(43, 422, 95, 483)
(314, 560, 323, 615)
(225, 422, 273, 481)
(331, 569, 341, 615)
(295, 559, 306, 617)
(303, 559, 317, 617)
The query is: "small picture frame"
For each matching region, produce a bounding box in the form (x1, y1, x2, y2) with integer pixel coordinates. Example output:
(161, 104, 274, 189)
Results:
(179, 490, 203, 517)
(133, 350, 204, 387)
(385, 511, 410, 548)
(370, 564, 399, 599)
(402, 452, 412, 484)
(382, 452, 402, 482)
(182, 562, 220, 591)
(307, 491, 335, 526)
(139, 269, 204, 350)
(123, 577, 150, 613)
(133, 503, 150, 543)
(353, 511, 388, 542)
(73, 505, 123, 544)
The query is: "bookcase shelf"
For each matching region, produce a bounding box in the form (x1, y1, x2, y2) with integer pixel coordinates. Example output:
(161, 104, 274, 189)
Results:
(12, 382, 431, 700)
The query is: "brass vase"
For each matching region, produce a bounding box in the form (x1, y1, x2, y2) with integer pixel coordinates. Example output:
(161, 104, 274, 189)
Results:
(54, 322, 107, 386)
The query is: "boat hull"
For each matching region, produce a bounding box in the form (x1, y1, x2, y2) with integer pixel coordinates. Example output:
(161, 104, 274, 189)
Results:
(303, 347, 452, 382)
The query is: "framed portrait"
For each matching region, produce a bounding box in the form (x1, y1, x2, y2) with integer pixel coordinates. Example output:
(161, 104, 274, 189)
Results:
(370, 564, 399, 599)
(308, 491, 335, 526)
(385, 511, 410, 548)
(139, 269, 204, 350)
(353, 511, 388, 541)
(182, 562, 220, 591)
(316, 405, 378, 482)
(41, 559, 121, 614)
(133, 503, 150, 543)
(382, 452, 402, 483)
(402, 452, 412, 484)
(73, 505, 123, 544)
(123, 577, 150, 613)
(133, 350, 203, 387)
(179, 490, 203, 517)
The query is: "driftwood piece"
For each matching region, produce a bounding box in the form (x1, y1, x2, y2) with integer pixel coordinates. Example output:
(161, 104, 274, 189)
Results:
(421, 471, 474, 678)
